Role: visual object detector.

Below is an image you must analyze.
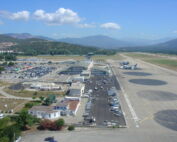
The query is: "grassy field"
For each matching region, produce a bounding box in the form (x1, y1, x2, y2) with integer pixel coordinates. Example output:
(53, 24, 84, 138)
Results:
(17, 55, 85, 61)
(92, 53, 124, 61)
(4, 87, 65, 98)
(125, 52, 177, 71)
(0, 81, 12, 86)
(0, 98, 28, 113)
(18, 53, 124, 61)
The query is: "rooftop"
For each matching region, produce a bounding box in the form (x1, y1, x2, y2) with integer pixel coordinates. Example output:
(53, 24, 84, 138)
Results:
(29, 105, 58, 113)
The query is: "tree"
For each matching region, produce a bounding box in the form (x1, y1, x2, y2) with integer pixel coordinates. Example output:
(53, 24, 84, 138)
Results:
(0, 66, 4, 74)
(0, 117, 10, 130)
(25, 103, 34, 108)
(55, 118, 65, 129)
(8, 62, 15, 66)
(33, 92, 38, 96)
(16, 110, 39, 130)
(0, 137, 9, 142)
(39, 96, 45, 102)
(3, 124, 21, 142)
(43, 98, 51, 106)
(32, 96, 36, 100)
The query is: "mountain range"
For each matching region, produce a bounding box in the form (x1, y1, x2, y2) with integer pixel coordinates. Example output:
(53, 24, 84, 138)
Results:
(58, 35, 176, 49)
(1, 33, 177, 54)
(3, 33, 176, 49)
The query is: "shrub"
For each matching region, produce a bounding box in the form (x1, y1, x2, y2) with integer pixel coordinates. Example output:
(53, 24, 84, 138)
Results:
(39, 120, 53, 130)
(55, 118, 65, 129)
(25, 103, 34, 108)
(39, 119, 65, 131)
(68, 125, 75, 131)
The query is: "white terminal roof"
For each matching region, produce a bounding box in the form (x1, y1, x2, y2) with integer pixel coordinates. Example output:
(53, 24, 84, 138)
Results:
(70, 82, 85, 89)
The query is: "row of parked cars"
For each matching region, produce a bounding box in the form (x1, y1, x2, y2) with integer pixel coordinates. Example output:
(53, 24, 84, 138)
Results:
(18, 66, 56, 79)
(83, 89, 96, 126)
(108, 87, 122, 117)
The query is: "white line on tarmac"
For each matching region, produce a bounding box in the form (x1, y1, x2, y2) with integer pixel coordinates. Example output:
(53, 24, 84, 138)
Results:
(110, 63, 140, 128)
(121, 87, 140, 128)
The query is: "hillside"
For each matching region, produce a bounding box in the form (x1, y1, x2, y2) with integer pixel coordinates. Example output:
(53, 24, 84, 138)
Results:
(0, 34, 115, 55)
(3, 33, 54, 41)
(59, 35, 134, 49)
(117, 38, 177, 54)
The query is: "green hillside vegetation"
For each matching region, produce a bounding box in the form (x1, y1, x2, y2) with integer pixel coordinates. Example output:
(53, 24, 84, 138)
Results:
(0, 35, 116, 56)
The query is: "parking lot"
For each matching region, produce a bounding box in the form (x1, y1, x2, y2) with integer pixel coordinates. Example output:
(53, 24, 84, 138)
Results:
(84, 75, 126, 127)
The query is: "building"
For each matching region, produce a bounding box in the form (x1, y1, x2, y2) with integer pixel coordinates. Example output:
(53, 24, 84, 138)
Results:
(28, 106, 60, 120)
(71, 75, 85, 83)
(0, 113, 4, 119)
(54, 99, 80, 116)
(80, 70, 91, 79)
(30, 82, 62, 91)
(68, 82, 85, 97)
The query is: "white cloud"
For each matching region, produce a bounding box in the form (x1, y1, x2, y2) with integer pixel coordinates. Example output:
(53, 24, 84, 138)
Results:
(33, 8, 81, 25)
(0, 10, 30, 21)
(77, 23, 95, 28)
(173, 30, 177, 33)
(100, 22, 121, 30)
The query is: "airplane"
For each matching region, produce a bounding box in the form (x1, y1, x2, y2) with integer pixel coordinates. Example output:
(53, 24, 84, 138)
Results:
(119, 61, 129, 66)
(120, 64, 138, 70)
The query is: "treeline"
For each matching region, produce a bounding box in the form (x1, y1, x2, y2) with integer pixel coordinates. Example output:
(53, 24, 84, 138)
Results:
(0, 53, 16, 61)
(0, 53, 16, 73)
(12, 39, 116, 56)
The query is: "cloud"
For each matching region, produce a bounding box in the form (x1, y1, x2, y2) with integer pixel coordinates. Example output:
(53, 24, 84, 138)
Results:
(173, 30, 177, 33)
(77, 23, 95, 28)
(0, 10, 30, 21)
(33, 8, 81, 25)
(100, 22, 121, 30)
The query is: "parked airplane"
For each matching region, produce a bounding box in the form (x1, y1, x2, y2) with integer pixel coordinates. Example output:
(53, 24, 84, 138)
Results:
(120, 64, 138, 70)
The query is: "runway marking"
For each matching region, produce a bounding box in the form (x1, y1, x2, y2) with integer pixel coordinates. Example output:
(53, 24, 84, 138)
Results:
(139, 113, 154, 124)
(121, 87, 140, 128)
(110, 62, 140, 128)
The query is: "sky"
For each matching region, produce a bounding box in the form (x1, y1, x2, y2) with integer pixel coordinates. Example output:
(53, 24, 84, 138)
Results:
(0, 0, 177, 39)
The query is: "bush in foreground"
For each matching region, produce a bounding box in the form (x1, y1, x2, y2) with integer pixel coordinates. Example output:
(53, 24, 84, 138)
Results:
(39, 118, 65, 131)
(68, 125, 75, 131)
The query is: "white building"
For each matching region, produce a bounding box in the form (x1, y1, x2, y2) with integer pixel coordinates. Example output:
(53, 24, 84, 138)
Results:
(71, 75, 85, 83)
(30, 82, 62, 91)
(81, 70, 91, 79)
(28, 106, 60, 120)
(0, 113, 4, 119)
(54, 99, 80, 116)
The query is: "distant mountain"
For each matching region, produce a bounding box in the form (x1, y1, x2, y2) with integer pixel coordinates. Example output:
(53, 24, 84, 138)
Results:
(58, 35, 134, 49)
(59, 35, 177, 49)
(4, 33, 34, 39)
(117, 38, 177, 54)
(158, 38, 177, 48)
(119, 37, 175, 46)
(3, 33, 55, 41)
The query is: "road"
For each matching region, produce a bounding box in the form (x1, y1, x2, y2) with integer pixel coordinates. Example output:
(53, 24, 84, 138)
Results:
(0, 86, 33, 100)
